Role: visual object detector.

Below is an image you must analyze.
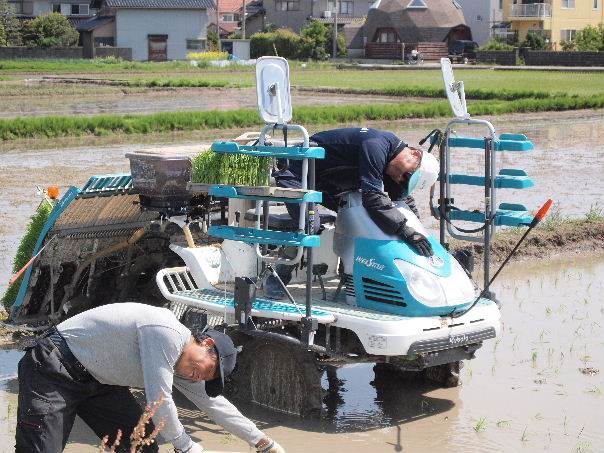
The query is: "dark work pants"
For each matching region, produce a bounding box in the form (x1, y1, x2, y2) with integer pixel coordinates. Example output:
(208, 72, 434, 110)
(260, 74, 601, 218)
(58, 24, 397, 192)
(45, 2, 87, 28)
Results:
(15, 335, 158, 453)
(273, 167, 340, 234)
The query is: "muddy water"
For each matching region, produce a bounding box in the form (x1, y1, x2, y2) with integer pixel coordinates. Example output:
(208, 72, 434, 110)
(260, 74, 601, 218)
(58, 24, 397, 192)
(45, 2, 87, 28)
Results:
(0, 85, 417, 118)
(0, 254, 602, 452)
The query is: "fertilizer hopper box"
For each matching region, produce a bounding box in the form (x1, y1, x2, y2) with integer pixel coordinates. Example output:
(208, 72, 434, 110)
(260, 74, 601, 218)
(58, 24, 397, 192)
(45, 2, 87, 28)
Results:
(126, 147, 202, 215)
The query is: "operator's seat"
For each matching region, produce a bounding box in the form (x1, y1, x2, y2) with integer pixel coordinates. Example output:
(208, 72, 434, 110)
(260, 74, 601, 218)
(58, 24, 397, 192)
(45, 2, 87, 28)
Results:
(244, 204, 337, 231)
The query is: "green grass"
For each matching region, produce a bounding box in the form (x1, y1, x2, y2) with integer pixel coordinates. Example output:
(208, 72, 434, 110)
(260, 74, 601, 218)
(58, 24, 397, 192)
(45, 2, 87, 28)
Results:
(4, 62, 604, 96)
(0, 58, 331, 74)
(292, 68, 604, 97)
(158, 67, 604, 97)
(0, 58, 217, 73)
(1, 200, 53, 311)
(126, 78, 244, 88)
(2, 94, 604, 141)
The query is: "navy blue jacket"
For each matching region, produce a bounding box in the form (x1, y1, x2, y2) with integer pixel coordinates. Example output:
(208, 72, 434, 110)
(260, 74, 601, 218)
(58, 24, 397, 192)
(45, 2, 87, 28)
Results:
(276, 128, 414, 236)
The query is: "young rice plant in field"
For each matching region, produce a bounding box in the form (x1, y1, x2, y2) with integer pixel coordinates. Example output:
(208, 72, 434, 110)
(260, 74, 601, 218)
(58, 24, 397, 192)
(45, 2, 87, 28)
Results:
(474, 417, 487, 432)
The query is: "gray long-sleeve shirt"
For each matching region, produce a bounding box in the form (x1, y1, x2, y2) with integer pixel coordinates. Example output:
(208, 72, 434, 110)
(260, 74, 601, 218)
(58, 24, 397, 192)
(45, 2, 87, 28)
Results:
(57, 303, 264, 452)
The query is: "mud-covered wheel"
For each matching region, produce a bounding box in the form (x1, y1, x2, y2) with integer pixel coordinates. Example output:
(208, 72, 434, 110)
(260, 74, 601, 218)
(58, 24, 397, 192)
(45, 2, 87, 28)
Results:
(423, 361, 462, 387)
(226, 332, 323, 417)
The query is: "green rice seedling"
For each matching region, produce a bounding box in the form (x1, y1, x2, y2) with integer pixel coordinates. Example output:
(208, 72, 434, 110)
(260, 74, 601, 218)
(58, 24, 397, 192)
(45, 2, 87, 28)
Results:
(512, 334, 519, 351)
(496, 420, 511, 428)
(492, 338, 500, 352)
(585, 386, 602, 395)
(534, 413, 543, 420)
(585, 203, 603, 222)
(521, 426, 529, 442)
(474, 417, 487, 432)
(545, 306, 552, 317)
(547, 347, 554, 366)
(1, 199, 53, 311)
(191, 151, 271, 186)
(575, 441, 592, 453)
(531, 350, 538, 368)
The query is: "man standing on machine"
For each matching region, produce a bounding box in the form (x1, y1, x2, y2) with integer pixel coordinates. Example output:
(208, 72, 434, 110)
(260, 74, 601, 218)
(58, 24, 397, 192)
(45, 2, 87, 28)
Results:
(265, 127, 439, 299)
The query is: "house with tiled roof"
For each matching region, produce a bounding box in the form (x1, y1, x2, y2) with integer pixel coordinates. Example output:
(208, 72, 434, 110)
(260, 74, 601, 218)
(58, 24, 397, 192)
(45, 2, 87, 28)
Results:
(86, 0, 215, 60)
(8, 0, 97, 28)
(364, 0, 471, 59)
(243, 0, 373, 55)
(206, 0, 254, 37)
(244, 0, 372, 35)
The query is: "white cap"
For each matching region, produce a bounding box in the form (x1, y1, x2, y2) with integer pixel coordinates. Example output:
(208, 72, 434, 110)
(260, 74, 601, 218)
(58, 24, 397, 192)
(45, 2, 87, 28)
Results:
(405, 151, 439, 196)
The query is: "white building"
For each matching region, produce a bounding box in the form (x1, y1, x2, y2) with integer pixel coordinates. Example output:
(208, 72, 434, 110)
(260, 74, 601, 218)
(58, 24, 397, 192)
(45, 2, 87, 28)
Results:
(90, 0, 214, 60)
(455, 0, 504, 45)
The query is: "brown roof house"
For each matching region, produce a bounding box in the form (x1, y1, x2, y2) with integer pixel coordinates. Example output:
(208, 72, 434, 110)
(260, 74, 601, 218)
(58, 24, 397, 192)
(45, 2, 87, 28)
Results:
(364, 0, 471, 60)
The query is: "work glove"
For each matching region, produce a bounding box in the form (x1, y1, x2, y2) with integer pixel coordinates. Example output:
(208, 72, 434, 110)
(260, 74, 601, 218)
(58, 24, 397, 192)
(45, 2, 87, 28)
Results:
(256, 438, 286, 453)
(175, 442, 204, 453)
(398, 224, 433, 257)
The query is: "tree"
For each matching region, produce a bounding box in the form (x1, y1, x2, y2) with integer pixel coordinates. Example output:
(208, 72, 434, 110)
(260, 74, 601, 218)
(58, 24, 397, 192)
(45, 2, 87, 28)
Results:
(480, 38, 515, 51)
(207, 29, 219, 51)
(0, 22, 6, 46)
(560, 39, 576, 51)
(299, 19, 330, 60)
(22, 13, 79, 47)
(574, 24, 604, 51)
(521, 31, 547, 50)
(0, 0, 21, 45)
(326, 26, 347, 57)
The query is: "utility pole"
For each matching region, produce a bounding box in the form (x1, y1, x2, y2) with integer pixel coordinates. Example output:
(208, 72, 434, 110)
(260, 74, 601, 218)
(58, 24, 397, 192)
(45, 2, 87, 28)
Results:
(332, 0, 338, 60)
(241, 0, 246, 39)
(215, 0, 221, 51)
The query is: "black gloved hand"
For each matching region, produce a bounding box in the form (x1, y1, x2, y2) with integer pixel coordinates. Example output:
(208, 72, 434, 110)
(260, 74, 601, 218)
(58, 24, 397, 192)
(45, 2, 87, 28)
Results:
(398, 224, 433, 257)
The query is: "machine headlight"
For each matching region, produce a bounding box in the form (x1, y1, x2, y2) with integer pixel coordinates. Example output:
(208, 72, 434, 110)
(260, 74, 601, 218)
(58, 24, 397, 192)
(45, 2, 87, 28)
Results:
(394, 259, 446, 307)
(446, 257, 478, 304)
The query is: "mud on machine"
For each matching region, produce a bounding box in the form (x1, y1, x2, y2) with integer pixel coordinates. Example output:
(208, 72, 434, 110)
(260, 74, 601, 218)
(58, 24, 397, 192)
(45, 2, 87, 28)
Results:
(9, 57, 541, 416)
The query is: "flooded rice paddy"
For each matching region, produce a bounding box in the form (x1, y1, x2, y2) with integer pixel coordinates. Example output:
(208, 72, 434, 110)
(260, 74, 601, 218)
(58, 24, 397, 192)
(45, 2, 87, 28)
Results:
(0, 83, 420, 118)
(0, 254, 602, 452)
(1, 110, 602, 295)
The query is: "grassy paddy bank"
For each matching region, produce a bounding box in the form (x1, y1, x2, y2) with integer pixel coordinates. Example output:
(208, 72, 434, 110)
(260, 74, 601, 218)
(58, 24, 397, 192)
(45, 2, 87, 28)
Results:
(2, 94, 604, 142)
(453, 210, 604, 265)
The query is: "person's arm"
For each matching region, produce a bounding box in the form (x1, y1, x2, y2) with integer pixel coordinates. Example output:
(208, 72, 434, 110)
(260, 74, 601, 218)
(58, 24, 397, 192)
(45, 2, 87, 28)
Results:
(358, 138, 409, 235)
(359, 140, 432, 256)
(173, 377, 265, 446)
(403, 195, 420, 218)
(137, 325, 195, 453)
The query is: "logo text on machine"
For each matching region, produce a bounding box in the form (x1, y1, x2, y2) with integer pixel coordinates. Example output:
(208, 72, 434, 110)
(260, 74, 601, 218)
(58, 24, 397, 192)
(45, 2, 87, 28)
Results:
(355, 256, 385, 271)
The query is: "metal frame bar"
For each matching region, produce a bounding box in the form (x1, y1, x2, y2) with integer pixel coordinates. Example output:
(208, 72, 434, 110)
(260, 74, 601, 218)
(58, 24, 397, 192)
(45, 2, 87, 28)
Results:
(438, 117, 498, 290)
(254, 123, 311, 266)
